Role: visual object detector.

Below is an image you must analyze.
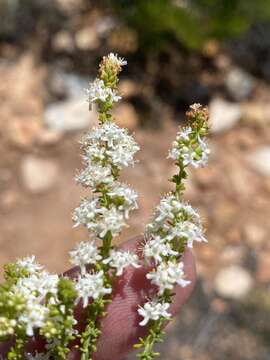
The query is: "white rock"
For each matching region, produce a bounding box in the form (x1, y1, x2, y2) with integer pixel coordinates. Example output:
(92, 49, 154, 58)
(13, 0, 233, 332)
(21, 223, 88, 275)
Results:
(225, 67, 254, 101)
(52, 31, 74, 52)
(44, 99, 96, 133)
(214, 265, 253, 299)
(247, 146, 270, 176)
(209, 98, 242, 134)
(49, 71, 88, 100)
(75, 27, 100, 50)
(21, 156, 59, 193)
(61, 73, 89, 99)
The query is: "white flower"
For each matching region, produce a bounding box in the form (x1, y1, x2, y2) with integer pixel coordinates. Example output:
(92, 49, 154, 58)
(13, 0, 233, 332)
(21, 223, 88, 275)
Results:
(108, 183, 138, 218)
(69, 241, 102, 274)
(196, 136, 211, 168)
(19, 300, 49, 336)
(147, 194, 202, 234)
(14, 272, 59, 302)
(86, 79, 121, 105)
(72, 198, 102, 228)
(16, 256, 43, 275)
(167, 220, 206, 248)
(143, 236, 178, 264)
(73, 199, 126, 238)
(83, 143, 106, 162)
(94, 207, 126, 238)
(146, 261, 190, 295)
(103, 250, 140, 276)
(75, 271, 112, 307)
(107, 53, 127, 67)
(168, 128, 210, 168)
(190, 103, 202, 111)
(138, 301, 171, 326)
(81, 123, 139, 169)
(25, 352, 50, 360)
(75, 162, 114, 189)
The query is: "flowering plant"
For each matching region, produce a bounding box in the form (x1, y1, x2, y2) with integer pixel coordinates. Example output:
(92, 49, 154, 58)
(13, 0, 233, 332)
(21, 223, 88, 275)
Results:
(0, 54, 210, 360)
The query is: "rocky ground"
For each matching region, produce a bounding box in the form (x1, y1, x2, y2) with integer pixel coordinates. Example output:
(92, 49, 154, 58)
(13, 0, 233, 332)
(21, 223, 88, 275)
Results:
(1, 21, 270, 360)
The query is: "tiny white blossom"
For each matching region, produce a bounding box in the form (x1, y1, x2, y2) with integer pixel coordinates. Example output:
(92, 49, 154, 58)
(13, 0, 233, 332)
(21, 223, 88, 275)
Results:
(190, 103, 202, 111)
(14, 272, 59, 304)
(75, 271, 112, 307)
(69, 241, 102, 274)
(19, 300, 49, 336)
(138, 301, 171, 326)
(95, 207, 126, 238)
(107, 53, 127, 66)
(16, 256, 43, 274)
(143, 236, 178, 264)
(147, 194, 202, 234)
(167, 220, 206, 247)
(146, 261, 190, 295)
(81, 123, 139, 169)
(25, 352, 50, 360)
(75, 162, 114, 189)
(108, 183, 138, 218)
(73, 200, 126, 238)
(86, 78, 121, 105)
(168, 127, 210, 168)
(103, 249, 140, 276)
(72, 198, 102, 228)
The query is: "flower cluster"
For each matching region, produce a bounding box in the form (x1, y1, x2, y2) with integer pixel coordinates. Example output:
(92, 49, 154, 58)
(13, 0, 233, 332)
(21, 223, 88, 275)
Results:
(69, 240, 102, 274)
(75, 271, 112, 308)
(87, 78, 121, 105)
(71, 53, 140, 359)
(0, 256, 77, 359)
(138, 301, 171, 326)
(103, 249, 140, 276)
(146, 194, 206, 248)
(136, 104, 209, 360)
(168, 104, 210, 168)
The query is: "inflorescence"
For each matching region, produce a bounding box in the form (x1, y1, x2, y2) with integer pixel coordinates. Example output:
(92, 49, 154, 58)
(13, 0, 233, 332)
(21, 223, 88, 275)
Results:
(0, 54, 210, 360)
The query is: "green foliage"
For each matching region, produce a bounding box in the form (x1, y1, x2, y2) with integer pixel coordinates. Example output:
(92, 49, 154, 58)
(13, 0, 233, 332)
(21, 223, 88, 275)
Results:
(110, 0, 270, 51)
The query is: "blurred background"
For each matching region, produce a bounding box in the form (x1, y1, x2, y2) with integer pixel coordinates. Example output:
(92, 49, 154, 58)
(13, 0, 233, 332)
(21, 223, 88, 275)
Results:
(1, 0, 270, 359)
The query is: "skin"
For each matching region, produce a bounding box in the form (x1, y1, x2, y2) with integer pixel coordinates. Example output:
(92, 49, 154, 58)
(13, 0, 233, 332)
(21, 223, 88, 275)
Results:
(0, 236, 196, 360)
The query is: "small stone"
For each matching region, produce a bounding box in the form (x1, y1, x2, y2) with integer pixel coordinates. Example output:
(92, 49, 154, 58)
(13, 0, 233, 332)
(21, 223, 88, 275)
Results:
(21, 156, 59, 193)
(7, 118, 42, 148)
(112, 103, 139, 130)
(241, 103, 268, 125)
(1, 190, 18, 210)
(119, 80, 140, 98)
(225, 67, 255, 101)
(209, 98, 242, 134)
(52, 31, 74, 53)
(44, 99, 97, 133)
(36, 130, 62, 146)
(202, 39, 220, 58)
(75, 27, 100, 51)
(256, 254, 270, 284)
(48, 70, 88, 100)
(214, 265, 253, 299)
(220, 246, 244, 264)
(210, 298, 229, 313)
(61, 73, 88, 100)
(247, 146, 270, 176)
(96, 17, 116, 36)
(244, 223, 266, 247)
